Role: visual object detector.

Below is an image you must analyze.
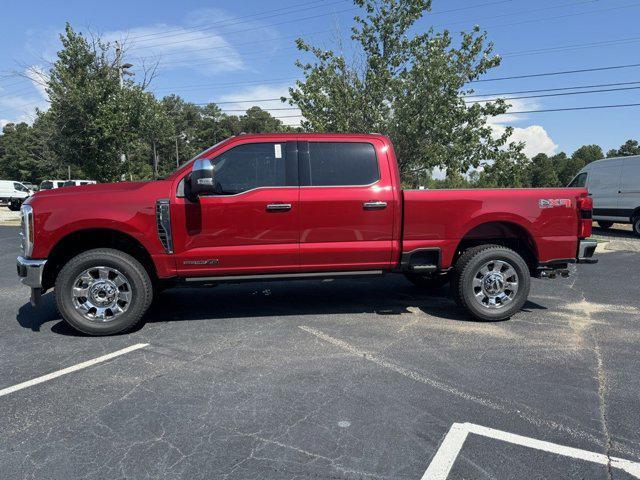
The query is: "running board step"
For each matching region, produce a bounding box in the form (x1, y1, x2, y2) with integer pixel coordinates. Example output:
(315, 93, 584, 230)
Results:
(409, 264, 438, 273)
(184, 270, 384, 283)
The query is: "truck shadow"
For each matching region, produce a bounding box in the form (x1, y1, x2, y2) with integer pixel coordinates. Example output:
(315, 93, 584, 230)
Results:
(16, 277, 548, 336)
(592, 226, 637, 239)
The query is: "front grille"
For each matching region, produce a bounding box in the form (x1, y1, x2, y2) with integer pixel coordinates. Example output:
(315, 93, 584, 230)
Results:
(156, 199, 173, 254)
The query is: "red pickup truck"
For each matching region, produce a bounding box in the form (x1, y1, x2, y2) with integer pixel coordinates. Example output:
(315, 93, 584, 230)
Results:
(17, 133, 597, 335)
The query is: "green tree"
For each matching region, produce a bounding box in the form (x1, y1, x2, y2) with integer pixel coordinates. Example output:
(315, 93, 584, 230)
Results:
(0, 120, 59, 182)
(288, 0, 524, 185)
(476, 156, 531, 188)
(45, 24, 167, 182)
(608, 139, 640, 157)
(529, 153, 560, 188)
(554, 144, 603, 185)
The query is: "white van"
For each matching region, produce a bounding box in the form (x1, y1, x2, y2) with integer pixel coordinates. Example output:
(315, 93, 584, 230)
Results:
(62, 179, 97, 187)
(0, 180, 34, 211)
(39, 180, 67, 190)
(568, 155, 640, 236)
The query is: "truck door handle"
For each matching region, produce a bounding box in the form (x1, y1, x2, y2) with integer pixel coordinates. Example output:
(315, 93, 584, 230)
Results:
(266, 203, 292, 211)
(363, 201, 387, 210)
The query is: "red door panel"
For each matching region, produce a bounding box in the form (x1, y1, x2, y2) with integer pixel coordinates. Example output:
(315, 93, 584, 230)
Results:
(173, 189, 299, 276)
(298, 140, 395, 271)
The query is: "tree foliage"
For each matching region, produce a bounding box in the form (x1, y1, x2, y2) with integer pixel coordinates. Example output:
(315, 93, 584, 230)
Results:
(0, 24, 288, 183)
(288, 0, 525, 184)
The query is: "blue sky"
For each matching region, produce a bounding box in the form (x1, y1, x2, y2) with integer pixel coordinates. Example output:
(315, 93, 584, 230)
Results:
(1, 0, 639, 158)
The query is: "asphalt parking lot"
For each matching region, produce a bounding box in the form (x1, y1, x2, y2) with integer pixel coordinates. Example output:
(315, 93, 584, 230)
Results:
(1, 222, 639, 480)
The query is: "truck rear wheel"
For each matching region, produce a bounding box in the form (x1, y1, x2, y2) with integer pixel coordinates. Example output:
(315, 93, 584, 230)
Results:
(451, 244, 530, 321)
(55, 248, 153, 335)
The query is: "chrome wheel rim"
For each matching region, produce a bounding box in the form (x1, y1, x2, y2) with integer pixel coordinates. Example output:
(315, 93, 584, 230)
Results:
(71, 266, 132, 322)
(471, 260, 519, 310)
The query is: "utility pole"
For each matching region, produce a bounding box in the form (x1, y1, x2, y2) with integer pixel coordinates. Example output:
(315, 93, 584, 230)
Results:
(115, 42, 133, 180)
(153, 141, 159, 179)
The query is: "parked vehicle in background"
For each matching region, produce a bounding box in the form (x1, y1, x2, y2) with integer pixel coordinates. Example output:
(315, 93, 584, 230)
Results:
(22, 182, 38, 192)
(39, 180, 67, 190)
(17, 133, 597, 336)
(62, 179, 97, 187)
(569, 155, 640, 236)
(0, 180, 34, 211)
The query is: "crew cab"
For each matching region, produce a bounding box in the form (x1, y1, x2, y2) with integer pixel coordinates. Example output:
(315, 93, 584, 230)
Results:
(17, 133, 597, 335)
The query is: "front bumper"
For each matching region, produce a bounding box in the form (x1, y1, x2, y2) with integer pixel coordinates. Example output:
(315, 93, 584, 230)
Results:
(17, 257, 47, 306)
(577, 239, 598, 264)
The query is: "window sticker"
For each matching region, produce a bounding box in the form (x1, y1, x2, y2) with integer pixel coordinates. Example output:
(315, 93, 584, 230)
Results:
(274, 144, 282, 159)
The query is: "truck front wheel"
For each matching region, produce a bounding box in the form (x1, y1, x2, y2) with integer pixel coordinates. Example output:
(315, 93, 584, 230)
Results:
(55, 248, 153, 335)
(451, 245, 530, 321)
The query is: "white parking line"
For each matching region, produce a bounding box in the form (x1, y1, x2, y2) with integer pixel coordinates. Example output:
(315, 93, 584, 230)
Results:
(0, 343, 149, 398)
(422, 422, 640, 479)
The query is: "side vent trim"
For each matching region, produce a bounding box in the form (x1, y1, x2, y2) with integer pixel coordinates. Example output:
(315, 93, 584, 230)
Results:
(156, 199, 174, 254)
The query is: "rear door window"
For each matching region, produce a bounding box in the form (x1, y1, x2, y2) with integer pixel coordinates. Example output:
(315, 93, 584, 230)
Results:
(302, 142, 379, 186)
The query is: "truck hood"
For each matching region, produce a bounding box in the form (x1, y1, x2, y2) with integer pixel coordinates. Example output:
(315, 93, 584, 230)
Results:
(33, 181, 152, 199)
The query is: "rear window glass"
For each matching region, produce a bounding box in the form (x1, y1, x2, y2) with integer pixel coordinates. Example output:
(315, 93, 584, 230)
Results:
(307, 142, 379, 186)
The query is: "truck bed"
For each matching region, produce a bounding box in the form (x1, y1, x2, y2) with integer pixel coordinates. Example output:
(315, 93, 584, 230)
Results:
(402, 188, 588, 269)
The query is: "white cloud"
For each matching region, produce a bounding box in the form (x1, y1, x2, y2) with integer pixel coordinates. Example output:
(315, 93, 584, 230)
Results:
(492, 123, 557, 157)
(216, 84, 303, 126)
(484, 98, 558, 157)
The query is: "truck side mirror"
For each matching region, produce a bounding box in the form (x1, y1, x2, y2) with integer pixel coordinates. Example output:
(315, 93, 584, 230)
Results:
(187, 158, 216, 201)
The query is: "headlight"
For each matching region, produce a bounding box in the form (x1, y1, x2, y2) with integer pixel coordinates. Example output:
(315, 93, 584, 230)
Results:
(20, 204, 34, 258)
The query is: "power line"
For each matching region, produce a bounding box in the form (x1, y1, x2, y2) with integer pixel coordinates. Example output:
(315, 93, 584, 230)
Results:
(127, 0, 513, 53)
(220, 84, 640, 110)
(474, 62, 640, 82)
(466, 80, 640, 98)
(433, 0, 598, 30)
(156, 77, 303, 92)
(258, 102, 640, 119)
(127, 0, 608, 71)
(128, 7, 359, 52)
(467, 85, 640, 103)
(130, 30, 330, 62)
(477, 2, 640, 31)
(123, 0, 336, 42)
(500, 102, 640, 114)
(500, 35, 640, 58)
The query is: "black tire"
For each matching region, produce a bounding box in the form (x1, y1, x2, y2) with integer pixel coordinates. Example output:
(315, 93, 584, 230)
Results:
(8, 200, 22, 211)
(451, 244, 530, 321)
(633, 216, 640, 237)
(597, 221, 613, 229)
(404, 272, 450, 290)
(55, 248, 153, 335)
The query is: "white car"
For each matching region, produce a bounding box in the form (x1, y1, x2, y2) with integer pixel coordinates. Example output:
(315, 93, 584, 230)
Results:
(569, 155, 640, 236)
(0, 180, 34, 211)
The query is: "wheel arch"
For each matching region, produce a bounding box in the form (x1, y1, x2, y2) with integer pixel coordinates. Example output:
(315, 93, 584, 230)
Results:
(453, 220, 539, 273)
(42, 228, 157, 291)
